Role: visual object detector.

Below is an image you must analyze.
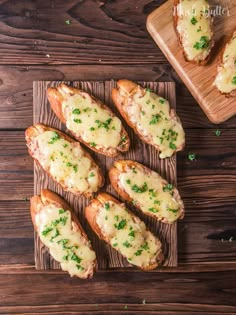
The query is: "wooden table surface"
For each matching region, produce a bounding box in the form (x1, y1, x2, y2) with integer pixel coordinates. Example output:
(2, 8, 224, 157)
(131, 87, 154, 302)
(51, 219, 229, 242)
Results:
(0, 0, 235, 314)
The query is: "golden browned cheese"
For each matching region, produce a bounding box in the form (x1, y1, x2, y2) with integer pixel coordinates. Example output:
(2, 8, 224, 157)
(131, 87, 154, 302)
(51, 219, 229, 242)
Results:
(62, 92, 123, 149)
(116, 163, 184, 223)
(35, 204, 96, 278)
(176, 0, 213, 62)
(33, 130, 101, 193)
(214, 35, 236, 94)
(120, 87, 185, 158)
(95, 200, 162, 268)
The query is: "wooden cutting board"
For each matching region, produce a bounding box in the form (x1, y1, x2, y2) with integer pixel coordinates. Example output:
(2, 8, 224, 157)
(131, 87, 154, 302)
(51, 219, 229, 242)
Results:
(147, 0, 236, 124)
(33, 80, 178, 270)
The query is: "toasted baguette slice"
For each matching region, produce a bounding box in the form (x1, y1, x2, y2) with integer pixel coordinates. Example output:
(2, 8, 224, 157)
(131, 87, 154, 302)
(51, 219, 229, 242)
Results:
(214, 30, 236, 97)
(109, 160, 184, 224)
(112, 80, 185, 159)
(25, 123, 104, 197)
(85, 192, 163, 270)
(31, 189, 97, 278)
(173, 0, 214, 65)
(47, 83, 130, 157)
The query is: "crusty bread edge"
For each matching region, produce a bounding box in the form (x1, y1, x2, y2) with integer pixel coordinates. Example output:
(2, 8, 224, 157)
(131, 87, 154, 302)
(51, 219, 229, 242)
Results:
(85, 192, 164, 270)
(47, 84, 130, 157)
(109, 160, 185, 224)
(214, 30, 236, 98)
(112, 80, 185, 155)
(30, 189, 97, 278)
(173, 0, 214, 66)
(25, 123, 104, 197)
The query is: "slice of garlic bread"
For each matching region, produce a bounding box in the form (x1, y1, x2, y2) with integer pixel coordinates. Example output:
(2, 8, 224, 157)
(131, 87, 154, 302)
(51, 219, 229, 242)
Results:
(112, 80, 185, 159)
(85, 193, 163, 270)
(173, 0, 214, 65)
(109, 160, 184, 224)
(47, 83, 130, 157)
(31, 189, 97, 278)
(25, 124, 104, 197)
(214, 30, 236, 96)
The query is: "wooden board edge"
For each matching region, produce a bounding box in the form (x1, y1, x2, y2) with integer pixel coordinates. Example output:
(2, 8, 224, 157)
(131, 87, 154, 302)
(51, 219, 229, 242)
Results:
(146, 2, 236, 124)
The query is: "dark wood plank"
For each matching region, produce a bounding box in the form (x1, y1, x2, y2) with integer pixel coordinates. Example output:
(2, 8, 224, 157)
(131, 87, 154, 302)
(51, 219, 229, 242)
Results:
(0, 270, 235, 314)
(1, 306, 236, 315)
(179, 197, 236, 263)
(179, 129, 236, 173)
(0, 65, 236, 130)
(0, 0, 168, 65)
(2, 261, 236, 273)
(0, 201, 33, 238)
(0, 131, 33, 200)
(33, 80, 178, 270)
(0, 200, 34, 265)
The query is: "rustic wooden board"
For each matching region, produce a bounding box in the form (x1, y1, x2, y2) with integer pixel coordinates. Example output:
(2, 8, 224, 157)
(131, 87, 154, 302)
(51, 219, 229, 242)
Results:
(33, 80, 177, 270)
(147, 0, 236, 124)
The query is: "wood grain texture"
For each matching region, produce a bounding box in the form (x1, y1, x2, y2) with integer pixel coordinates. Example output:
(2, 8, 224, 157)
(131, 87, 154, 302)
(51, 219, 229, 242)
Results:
(0, 270, 235, 314)
(2, 261, 236, 273)
(33, 80, 178, 270)
(0, 0, 167, 65)
(147, 0, 236, 124)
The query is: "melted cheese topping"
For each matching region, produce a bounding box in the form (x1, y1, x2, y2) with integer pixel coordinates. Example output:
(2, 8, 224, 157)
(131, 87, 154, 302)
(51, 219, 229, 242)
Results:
(36, 205, 96, 278)
(118, 166, 183, 223)
(62, 93, 123, 150)
(96, 201, 162, 268)
(34, 131, 100, 193)
(176, 0, 213, 62)
(214, 35, 236, 93)
(125, 88, 185, 158)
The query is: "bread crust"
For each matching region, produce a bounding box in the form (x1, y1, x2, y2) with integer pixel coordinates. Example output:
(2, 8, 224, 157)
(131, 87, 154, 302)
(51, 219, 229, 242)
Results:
(109, 160, 185, 224)
(30, 189, 97, 278)
(112, 80, 185, 155)
(85, 192, 164, 270)
(215, 30, 236, 97)
(47, 83, 130, 157)
(25, 123, 104, 197)
(173, 0, 214, 65)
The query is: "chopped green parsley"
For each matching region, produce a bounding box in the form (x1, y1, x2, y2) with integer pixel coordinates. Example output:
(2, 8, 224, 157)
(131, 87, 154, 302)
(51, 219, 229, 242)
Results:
(193, 36, 210, 50)
(191, 16, 198, 25)
(73, 118, 82, 123)
(72, 108, 81, 115)
(159, 98, 165, 104)
(104, 202, 110, 211)
(131, 182, 148, 193)
(163, 184, 173, 192)
(123, 241, 132, 248)
(232, 76, 236, 85)
(148, 207, 158, 213)
(114, 219, 127, 230)
(48, 132, 60, 144)
(149, 114, 161, 125)
(188, 153, 196, 161)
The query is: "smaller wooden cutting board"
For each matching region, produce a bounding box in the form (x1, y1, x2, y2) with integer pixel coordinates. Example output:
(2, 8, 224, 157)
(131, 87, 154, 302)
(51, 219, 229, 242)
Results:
(147, 0, 236, 124)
